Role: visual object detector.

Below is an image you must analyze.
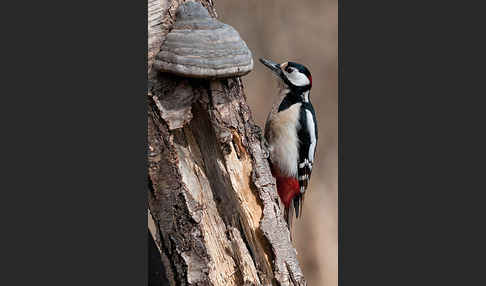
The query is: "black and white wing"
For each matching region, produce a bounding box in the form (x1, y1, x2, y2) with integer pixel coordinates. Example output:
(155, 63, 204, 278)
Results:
(294, 102, 318, 217)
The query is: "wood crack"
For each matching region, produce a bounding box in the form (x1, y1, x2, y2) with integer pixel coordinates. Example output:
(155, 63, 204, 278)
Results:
(148, 1, 306, 285)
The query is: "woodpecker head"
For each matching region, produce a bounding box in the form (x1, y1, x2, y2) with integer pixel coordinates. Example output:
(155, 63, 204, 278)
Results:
(259, 58, 312, 91)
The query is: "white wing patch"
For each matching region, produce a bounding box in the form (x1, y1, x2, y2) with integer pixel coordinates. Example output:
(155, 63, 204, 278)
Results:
(306, 110, 317, 162)
(298, 109, 317, 194)
(303, 91, 310, 102)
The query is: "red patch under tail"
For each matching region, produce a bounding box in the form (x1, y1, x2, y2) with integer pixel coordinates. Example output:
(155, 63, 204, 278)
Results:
(271, 165, 300, 208)
(271, 165, 300, 238)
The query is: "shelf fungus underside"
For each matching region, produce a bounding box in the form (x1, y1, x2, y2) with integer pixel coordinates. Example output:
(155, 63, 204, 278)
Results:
(154, 1, 253, 79)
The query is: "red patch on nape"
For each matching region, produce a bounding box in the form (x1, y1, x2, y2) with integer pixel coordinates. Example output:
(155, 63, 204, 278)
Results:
(271, 165, 300, 208)
(308, 74, 312, 87)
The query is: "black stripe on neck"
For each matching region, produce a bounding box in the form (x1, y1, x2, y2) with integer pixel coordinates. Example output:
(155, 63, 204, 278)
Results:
(278, 89, 309, 112)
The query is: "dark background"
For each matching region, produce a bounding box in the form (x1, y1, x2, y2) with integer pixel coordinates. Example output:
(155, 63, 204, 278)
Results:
(2, 0, 486, 285)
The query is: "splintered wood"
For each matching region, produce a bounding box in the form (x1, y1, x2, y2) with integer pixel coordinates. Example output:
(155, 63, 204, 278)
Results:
(147, 0, 306, 285)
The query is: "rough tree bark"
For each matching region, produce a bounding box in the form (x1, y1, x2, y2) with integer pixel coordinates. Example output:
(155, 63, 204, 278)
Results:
(148, 1, 306, 285)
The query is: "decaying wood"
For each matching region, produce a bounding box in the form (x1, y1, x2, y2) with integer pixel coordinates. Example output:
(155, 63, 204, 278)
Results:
(148, 1, 306, 285)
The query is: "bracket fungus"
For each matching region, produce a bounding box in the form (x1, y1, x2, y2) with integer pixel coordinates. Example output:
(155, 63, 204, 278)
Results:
(154, 1, 254, 79)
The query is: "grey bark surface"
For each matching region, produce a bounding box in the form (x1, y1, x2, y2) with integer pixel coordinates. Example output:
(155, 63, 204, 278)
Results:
(148, 1, 306, 285)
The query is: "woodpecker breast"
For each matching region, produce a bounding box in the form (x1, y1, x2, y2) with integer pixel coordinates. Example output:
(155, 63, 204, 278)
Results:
(265, 102, 301, 178)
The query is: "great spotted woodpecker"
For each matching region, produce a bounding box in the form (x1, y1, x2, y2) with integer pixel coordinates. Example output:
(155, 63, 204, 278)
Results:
(260, 58, 318, 232)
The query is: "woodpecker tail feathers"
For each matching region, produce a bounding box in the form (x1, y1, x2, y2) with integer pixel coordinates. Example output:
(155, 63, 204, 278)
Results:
(284, 204, 295, 241)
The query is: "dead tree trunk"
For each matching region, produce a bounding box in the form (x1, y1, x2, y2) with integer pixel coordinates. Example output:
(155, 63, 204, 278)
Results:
(148, 1, 306, 285)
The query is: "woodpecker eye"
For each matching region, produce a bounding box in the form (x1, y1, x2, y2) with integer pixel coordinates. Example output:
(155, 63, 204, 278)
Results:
(285, 66, 293, 73)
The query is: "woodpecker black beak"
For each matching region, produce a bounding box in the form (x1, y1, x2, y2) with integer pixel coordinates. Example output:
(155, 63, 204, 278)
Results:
(259, 58, 284, 79)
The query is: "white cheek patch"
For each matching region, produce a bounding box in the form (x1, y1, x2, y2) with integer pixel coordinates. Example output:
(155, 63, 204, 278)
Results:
(285, 70, 310, 87)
